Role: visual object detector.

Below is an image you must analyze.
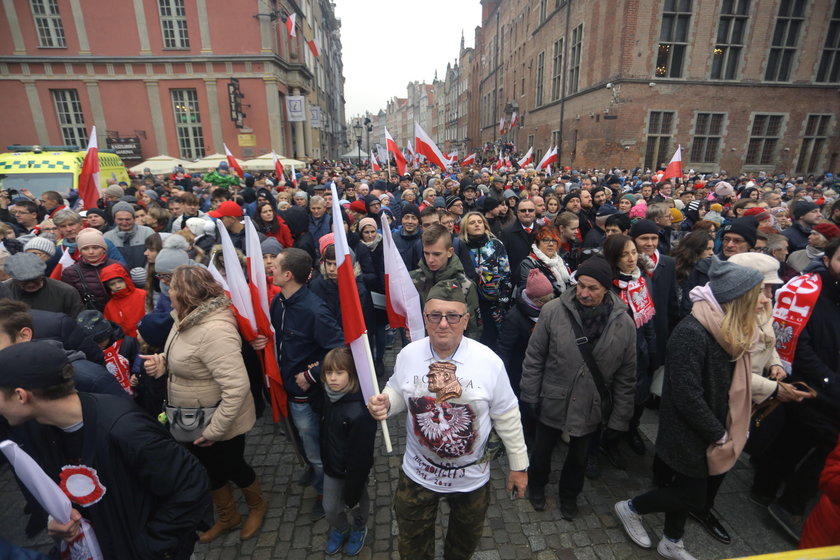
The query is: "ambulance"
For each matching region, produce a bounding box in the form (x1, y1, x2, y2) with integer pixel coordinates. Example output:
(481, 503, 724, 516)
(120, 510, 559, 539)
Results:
(0, 145, 129, 198)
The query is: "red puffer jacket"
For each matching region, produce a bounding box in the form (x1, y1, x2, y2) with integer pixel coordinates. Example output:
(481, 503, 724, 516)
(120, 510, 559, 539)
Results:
(101, 263, 146, 338)
(800, 435, 840, 548)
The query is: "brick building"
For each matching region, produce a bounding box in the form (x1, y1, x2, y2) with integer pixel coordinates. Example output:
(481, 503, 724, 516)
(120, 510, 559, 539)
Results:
(0, 0, 347, 164)
(375, 0, 839, 175)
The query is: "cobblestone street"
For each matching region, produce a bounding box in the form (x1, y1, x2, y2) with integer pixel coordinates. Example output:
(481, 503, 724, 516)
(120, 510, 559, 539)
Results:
(0, 347, 797, 559)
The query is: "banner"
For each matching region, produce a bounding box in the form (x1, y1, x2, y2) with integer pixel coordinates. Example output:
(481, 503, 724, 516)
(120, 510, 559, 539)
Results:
(286, 96, 306, 122)
(310, 106, 322, 129)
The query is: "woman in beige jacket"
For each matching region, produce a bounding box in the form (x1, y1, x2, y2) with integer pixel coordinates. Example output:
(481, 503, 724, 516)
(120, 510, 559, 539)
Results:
(142, 265, 264, 543)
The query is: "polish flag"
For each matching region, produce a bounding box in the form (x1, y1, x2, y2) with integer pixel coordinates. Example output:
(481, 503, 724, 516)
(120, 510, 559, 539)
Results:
(307, 38, 320, 57)
(212, 220, 258, 340)
(290, 164, 298, 188)
(499, 117, 506, 134)
(244, 217, 287, 420)
(535, 146, 555, 170)
(510, 111, 518, 129)
(381, 218, 425, 342)
(544, 145, 559, 168)
(50, 247, 76, 280)
(329, 182, 393, 451)
(385, 127, 406, 176)
(495, 150, 504, 170)
(415, 122, 451, 171)
(77, 127, 100, 210)
(462, 152, 476, 165)
(662, 145, 683, 182)
(223, 143, 244, 178)
(446, 151, 458, 162)
(517, 147, 534, 167)
(370, 151, 381, 171)
(271, 151, 285, 188)
(286, 13, 296, 37)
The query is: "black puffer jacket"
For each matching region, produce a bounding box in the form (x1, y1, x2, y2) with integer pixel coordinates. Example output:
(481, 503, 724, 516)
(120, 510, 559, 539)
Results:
(318, 390, 376, 508)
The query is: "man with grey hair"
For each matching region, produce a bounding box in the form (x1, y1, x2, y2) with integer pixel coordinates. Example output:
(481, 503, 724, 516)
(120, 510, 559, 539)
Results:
(52, 209, 127, 268)
(103, 202, 154, 273)
(308, 195, 332, 250)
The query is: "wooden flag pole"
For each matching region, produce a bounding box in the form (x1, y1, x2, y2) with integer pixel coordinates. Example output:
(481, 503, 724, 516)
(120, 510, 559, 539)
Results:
(361, 331, 393, 453)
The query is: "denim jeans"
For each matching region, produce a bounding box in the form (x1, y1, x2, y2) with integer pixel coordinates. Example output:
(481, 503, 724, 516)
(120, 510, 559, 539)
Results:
(289, 401, 324, 494)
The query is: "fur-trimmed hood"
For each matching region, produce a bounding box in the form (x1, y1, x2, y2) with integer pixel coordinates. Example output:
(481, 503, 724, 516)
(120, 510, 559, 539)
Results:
(175, 295, 231, 331)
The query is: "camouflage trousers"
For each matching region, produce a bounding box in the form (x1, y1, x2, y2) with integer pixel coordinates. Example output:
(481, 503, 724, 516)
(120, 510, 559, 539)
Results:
(394, 469, 490, 560)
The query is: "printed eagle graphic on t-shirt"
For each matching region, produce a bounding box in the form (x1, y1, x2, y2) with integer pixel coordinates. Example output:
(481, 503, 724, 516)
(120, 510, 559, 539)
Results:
(409, 397, 476, 458)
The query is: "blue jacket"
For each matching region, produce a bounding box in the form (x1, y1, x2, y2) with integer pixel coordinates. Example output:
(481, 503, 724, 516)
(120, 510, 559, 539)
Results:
(308, 213, 333, 253)
(393, 226, 421, 269)
(269, 285, 344, 402)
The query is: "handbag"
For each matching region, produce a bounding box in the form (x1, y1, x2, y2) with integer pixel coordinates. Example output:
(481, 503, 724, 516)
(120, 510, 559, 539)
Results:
(567, 311, 613, 423)
(745, 381, 817, 458)
(75, 268, 100, 311)
(161, 334, 218, 443)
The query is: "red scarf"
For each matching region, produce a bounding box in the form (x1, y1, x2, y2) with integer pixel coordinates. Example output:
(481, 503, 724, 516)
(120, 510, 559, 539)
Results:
(614, 272, 656, 328)
(103, 339, 133, 395)
(772, 272, 822, 373)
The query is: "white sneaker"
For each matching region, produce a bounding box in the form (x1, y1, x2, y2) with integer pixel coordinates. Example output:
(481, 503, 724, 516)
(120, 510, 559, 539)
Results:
(657, 537, 698, 560)
(614, 500, 651, 548)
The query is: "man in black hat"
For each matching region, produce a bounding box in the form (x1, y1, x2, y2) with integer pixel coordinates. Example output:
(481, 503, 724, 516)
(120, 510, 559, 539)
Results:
(520, 256, 636, 520)
(718, 217, 758, 260)
(783, 201, 822, 252)
(367, 279, 528, 560)
(0, 340, 211, 559)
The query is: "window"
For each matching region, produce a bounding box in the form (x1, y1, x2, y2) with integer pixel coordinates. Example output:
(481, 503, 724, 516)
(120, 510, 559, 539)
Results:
(644, 111, 675, 170)
(158, 0, 190, 49)
(568, 25, 582, 94)
(551, 130, 561, 149)
(817, 0, 840, 82)
(539, 0, 547, 23)
(711, 0, 749, 79)
(690, 113, 724, 163)
(551, 38, 564, 101)
(656, 0, 692, 78)
(745, 114, 784, 165)
(171, 89, 205, 160)
(51, 90, 86, 147)
(796, 114, 831, 173)
(765, 0, 805, 81)
(535, 52, 545, 107)
(30, 0, 66, 48)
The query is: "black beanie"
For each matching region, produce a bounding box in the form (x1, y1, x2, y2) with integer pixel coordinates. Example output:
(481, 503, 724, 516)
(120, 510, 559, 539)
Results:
(720, 217, 758, 247)
(629, 219, 660, 238)
(481, 196, 500, 212)
(576, 256, 613, 290)
(401, 203, 420, 219)
(563, 192, 581, 207)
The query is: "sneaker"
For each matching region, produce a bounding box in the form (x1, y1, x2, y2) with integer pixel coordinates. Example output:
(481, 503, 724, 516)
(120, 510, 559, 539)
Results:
(310, 496, 326, 522)
(325, 528, 349, 555)
(614, 500, 651, 548)
(657, 536, 697, 560)
(297, 465, 315, 487)
(688, 510, 731, 545)
(528, 486, 546, 512)
(559, 497, 578, 520)
(344, 527, 368, 556)
(768, 502, 804, 542)
(627, 428, 646, 456)
(585, 454, 600, 480)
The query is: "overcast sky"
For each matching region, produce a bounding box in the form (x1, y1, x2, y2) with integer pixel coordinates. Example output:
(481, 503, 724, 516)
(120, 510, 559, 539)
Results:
(334, 1, 483, 119)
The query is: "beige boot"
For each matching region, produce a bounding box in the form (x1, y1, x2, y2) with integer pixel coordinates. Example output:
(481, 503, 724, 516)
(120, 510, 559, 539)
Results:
(240, 478, 268, 540)
(198, 484, 242, 544)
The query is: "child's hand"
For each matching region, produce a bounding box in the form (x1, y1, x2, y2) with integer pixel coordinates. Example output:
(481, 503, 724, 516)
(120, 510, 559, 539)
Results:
(129, 374, 139, 387)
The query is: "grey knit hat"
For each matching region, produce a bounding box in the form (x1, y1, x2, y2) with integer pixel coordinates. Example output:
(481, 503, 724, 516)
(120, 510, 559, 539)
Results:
(104, 185, 125, 199)
(111, 201, 135, 217)
(155, 235, 191, 273)
(708, 257, 763, 304)
(260, 237, 283, 256)
(24, 236, 57, 258)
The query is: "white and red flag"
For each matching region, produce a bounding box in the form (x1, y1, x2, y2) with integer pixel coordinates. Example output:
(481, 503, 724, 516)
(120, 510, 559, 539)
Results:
(212, 221, 258, 341)
(285, 13, 296, 37)
(49, 246, 76, 280)
(510, 111, 518, 129)
(461, 152, 476, 165)
(381, 221, 425, 343)
(535, 146, 555, 170)
(495, 150, 504, 170)
(290, 164, 298, 188)
(661, 145, 683, 182)
(243, 217, 288, 420)
(446, 150, 458, 162)
(545, 145, 558, 168)
(78, 126, 100, 210)
(499, 117, 506, 134)
(414, 121, 451, 171)
(271, 151, 285, 187)
(307, 38, 320, 57)
(370, 151, 381, 172)
(329, 182, 392, 451)
(517, 147, 534, 167)
(223, 143, 244, 178)
(385, 127, 407, 176)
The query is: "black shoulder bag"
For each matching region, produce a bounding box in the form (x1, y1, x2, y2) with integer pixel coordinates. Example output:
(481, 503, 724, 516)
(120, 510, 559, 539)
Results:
(567, 310, 613, 424)
(75, 268, 100, 311)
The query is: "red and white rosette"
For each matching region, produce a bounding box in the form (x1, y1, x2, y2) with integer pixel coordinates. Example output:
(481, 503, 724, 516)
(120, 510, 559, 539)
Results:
(59, 465, 106, 507)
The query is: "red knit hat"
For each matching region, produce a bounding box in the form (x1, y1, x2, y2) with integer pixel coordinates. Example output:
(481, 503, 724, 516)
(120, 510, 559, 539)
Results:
(525, 269, 553, 299)
(812, 222, 840, 240)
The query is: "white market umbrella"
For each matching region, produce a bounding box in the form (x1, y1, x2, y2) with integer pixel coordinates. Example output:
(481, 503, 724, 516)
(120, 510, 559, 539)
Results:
(129, 155, 192, 175)
(242, 153, 306, 171)
(183, 153, 246, 172)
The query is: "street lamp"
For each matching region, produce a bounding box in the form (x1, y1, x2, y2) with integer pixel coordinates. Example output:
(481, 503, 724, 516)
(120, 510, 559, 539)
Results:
(364, 117, 372, 163)
(353, 120, 363, 167)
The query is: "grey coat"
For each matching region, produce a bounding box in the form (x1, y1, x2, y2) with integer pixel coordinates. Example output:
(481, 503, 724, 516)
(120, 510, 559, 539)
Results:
(655, 315, 731, 479)
(520, 289, 637, 436)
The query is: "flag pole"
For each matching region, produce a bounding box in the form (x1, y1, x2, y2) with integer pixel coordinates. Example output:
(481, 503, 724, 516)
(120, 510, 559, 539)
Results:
(386, 145, 392, 183)
(361, 331, 393, 453)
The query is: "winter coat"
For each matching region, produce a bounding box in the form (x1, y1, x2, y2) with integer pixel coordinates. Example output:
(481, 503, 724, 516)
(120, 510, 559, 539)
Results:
(520, 290, 637, 436)
(269, 286, 345, 402)
(30, 309, 104, 364)
(649, 254, 680, 367)
(9, 392, 211, 559)
(310, 273, 375, 335)
(410, 254, 482, 339)
(782, 222, 811, 252)
(466, 236, 512, 304)
(203, 170, 240, 189)
(104, 224, 155, 271)
(497, 296, 540, 398)
(500, 221, 540, 273)
(677, 256, 712, 318)
(799, 435, 840, 548)
(517, 252, 568, 297)
(308, 213, 333, 252)
(317, 390, 376, 508)
(61, 258, 126, 313)
(101, 263, 146, 338)
(164, 296, 256, 442)
(3, 276, 84, 318)
(393, 226, 421, 269)
(655, 315, 732, 478)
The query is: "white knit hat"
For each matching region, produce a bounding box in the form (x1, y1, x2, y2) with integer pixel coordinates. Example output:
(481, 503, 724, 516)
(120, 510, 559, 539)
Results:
(24, 236, 57, 258)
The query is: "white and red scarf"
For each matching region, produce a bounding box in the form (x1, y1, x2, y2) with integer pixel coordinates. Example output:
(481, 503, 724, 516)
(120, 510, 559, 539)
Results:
(103, 339, 133, 395)
(614, 269, 656, 328)
(772, 272, 822, 374)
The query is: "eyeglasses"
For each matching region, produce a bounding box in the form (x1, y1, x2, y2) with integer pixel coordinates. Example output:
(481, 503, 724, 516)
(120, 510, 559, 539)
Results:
(722, 235, 747, 245)
(540, 238, 559, 244)
(518, 208, 535, 213)
(424, 312, 466, 324)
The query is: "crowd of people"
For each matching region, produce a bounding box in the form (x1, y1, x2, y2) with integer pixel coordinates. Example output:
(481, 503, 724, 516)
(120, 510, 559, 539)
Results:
(0, 157, 839, 559)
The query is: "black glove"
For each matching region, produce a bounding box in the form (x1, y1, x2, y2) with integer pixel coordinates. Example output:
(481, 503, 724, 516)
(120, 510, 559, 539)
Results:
(521, 402, 540, 422)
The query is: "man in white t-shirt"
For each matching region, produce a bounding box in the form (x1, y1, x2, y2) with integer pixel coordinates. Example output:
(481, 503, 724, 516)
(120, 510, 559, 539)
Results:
(368, 279, 528, 560)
